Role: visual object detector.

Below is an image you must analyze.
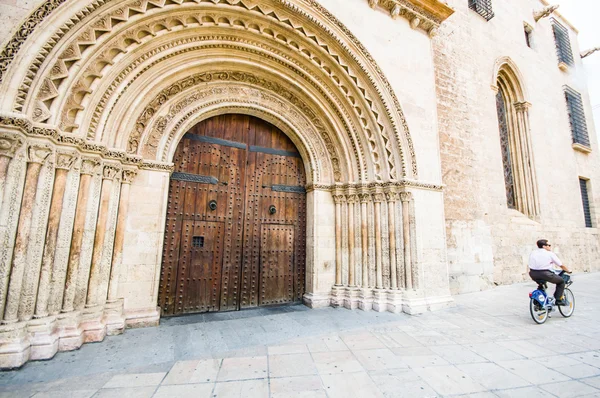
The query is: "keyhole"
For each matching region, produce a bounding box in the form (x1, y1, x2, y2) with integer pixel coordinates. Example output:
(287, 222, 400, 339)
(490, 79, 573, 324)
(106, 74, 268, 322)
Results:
(269, 205, 276, 215)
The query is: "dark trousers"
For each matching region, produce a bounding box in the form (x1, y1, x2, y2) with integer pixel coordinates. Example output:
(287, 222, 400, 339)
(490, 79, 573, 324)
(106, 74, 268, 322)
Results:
(529, 269, 565, 300)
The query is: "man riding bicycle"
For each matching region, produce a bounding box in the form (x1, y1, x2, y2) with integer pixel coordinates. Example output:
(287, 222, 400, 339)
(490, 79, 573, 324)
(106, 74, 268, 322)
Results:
(529, 239, 572, 306)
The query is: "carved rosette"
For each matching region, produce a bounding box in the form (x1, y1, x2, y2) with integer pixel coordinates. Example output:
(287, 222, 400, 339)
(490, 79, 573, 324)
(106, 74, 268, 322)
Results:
(0, 135, 23, 159)
(55, 152, 77, 170)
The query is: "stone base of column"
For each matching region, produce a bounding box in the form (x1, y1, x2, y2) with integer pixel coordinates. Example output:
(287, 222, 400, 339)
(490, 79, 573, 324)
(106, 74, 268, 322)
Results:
(402, 291, 454, 314)
(302, 292, 331, 309)
(371, 289, 388, 312)
(329, 285, 345, 307)
(0, 322, 30, 369)
(124, 307, 160, 329)
(56, 311, 85, 352)
(28, 316, 58, 360)
(385, 290, 404, 313)
(357, 288, 373, 311)
(343, 287, 360, 310)
(104, 299, 125, 336)
(81, 305, 107, 343)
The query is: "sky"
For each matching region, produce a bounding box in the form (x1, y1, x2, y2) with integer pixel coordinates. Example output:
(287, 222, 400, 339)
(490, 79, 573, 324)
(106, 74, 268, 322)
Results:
(554, 0, 600, 134)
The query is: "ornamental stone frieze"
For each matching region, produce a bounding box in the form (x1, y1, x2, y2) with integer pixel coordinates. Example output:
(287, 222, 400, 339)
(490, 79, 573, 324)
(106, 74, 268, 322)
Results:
(366, 0, 454, 36)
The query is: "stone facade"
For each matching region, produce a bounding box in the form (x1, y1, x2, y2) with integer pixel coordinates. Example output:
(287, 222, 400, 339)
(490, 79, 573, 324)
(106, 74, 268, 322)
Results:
(0, 0, 596, 369)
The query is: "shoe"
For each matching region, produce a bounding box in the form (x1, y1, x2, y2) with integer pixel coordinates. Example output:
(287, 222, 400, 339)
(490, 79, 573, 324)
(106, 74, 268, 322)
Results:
(555, 299, 568, 306)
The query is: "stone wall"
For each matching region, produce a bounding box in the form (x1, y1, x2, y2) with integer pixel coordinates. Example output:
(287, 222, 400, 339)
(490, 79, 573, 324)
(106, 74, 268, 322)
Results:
(434, 0, 600, 294)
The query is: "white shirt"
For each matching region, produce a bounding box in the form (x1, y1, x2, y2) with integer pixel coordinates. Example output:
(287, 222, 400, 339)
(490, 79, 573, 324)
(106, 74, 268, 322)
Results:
(529, 248, 563, 271)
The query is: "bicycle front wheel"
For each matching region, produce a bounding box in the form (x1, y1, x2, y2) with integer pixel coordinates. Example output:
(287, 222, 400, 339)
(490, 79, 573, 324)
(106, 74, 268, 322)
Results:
(530, 298, 548, 324)
(558, 288, 575, 317)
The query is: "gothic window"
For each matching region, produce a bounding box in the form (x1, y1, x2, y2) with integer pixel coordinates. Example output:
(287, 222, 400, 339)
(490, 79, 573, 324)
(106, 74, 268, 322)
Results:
(496, 88, 516, 209)
(469, 0, 494, 21)
(579, 178, 593, 227)
(564, 86, 590, 147)
(493, 61, 539, 218)
(552, 18, 574, 67)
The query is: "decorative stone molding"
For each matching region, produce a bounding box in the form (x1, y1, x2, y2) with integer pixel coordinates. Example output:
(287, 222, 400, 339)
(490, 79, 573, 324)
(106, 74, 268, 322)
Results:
(101, 165, 119, 180)
(365, 0, 453, 36)
(26, 146, 52, 164)
(533, 4, 559, 22)
(80, 158, 100, 176)
(581, 47, 600, 59)
(121, 169, 137, 184)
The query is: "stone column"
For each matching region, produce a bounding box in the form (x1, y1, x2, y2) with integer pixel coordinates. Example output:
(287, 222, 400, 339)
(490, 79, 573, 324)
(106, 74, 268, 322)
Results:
(34, 152, 77, 319)
(86, 165, 119, 307)
(0, 135, 22, 209)
(359, 192, 370, 288)
(333, 193, 345, 286)
(373, 192, 384, 289)
(107, 169, 136, 303)
(347, 194, 356, 287)
(400, 191, 413, 290)
(386, 191, 398, 289)
(2, 145, 52, 323)
(0, 135, 23, 320)
(62, 158, 99, 313)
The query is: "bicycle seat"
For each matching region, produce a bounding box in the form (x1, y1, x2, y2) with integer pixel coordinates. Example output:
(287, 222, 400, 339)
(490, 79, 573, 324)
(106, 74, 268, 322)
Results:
(534, 280, 547, 289)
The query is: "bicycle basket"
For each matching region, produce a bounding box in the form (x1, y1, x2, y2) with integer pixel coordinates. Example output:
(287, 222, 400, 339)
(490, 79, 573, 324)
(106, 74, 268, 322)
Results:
(561, 273, 571, 283)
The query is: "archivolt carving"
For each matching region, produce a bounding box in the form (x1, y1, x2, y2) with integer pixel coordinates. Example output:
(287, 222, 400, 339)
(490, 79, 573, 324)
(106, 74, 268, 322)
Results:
(133, 72, 343, 182)
(0, 0, 418, 180)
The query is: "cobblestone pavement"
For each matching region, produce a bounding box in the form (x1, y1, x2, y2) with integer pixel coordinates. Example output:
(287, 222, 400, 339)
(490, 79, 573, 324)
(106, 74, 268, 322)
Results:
(2, 272, 600, 397)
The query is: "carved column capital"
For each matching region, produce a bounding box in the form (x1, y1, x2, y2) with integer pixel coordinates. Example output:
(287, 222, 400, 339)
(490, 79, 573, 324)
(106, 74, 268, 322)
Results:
(0, 135, 23, 159)
(333, 194, 346, 204)
(27, 145, 52, 164)
(358, 193, 371, 203)
(121, 169, 138, 184)
(514, 101, 532, 112)
(372, 192, 385, 203)
(346, 194, 359, 204)
(102, 164, 120, 180)
(368, 0, 379, 9)
(385, 191, 400, 202)
(80, 158, 100, 175)
(400, 191, 413, 202)
(55, 152, 77, 170)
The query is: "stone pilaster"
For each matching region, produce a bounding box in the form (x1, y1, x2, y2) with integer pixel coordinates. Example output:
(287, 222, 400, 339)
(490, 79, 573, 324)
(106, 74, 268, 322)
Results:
(386, 190, 399, 290)
(333, 193, 345, 286)
(359, 191, 370, 289)
(0, 135, 23, 211)
(400, 191, 413, 290)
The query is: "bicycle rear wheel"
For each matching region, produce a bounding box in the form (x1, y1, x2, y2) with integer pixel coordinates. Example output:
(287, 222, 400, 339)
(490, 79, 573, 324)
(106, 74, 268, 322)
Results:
(558, 288, 575, 317)
(530, 298, 548, 324)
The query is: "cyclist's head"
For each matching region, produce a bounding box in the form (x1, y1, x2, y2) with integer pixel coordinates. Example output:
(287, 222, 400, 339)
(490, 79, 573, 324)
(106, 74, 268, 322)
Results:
(537, 239, 549, 248)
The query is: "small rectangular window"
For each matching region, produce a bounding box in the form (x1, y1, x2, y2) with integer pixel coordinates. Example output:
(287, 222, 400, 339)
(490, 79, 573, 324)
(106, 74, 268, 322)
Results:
(469, 0, 494, 21)
(192, 236, 204, 248)
(579, 178, 593, 228)
(564, 86, 590, 147)
(552, 18, 574, 66)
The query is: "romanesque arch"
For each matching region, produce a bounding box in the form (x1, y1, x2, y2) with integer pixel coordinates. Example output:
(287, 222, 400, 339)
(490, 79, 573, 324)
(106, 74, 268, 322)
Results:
(0, 0, 449, 368)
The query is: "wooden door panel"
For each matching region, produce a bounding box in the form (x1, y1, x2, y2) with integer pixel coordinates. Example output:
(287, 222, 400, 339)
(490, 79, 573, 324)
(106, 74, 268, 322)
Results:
(260, 224, 294, 305)
(160, 114, 306, 315)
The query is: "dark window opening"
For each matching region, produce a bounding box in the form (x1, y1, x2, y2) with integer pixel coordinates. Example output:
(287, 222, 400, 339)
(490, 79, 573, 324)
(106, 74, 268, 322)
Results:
(579, 178, 593, 228)
(552, 18, 574, 66)
(496, 88, 516, 209)
(192, 236, 205, 248)
(564, 86, 590, 147)
(469, 0, 494, 21)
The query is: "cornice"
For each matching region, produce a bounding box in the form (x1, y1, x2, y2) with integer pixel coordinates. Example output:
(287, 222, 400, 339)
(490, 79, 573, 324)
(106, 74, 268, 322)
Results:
(366, 0, 454, 36)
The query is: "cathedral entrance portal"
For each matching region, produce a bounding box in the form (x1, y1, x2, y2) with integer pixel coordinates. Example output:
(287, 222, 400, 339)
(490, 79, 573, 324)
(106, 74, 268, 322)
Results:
(158, 114, 307, 316)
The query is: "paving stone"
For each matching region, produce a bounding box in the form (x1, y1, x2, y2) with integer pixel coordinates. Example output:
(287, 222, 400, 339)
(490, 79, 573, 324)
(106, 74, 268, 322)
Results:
(369, 369, 438, 398)
(268, 344, 309, 355)
(153, 383, 214, 398)
(456, 363, 530, 390)
(270, 375, 327, 397)
(320, 371, 384, 398)
(312, 351, 364, 375)
(212, 379, 268, 398)
(340, 331, 387, 350)
(216, 356, 268, 381)
(32, 392, 97, 398)
(352, 348, 408, 371)
(94, 387, 156, 398)
(582, 376, 600, 389)
(268, 353, 317, 378)
(162, 359, 221, 385)
(496, 359, 571, 384)
(494, 386, 553, 398)
(539, 380, 600, 398)
(412, 365, 487, 396)
(465, 343, 526, 362)
(429, 345, 488, 364)
(102, 372, 166, 388)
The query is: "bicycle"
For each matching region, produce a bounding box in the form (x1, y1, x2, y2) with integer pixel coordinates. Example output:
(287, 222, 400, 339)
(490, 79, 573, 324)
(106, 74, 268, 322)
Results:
(529, 271, 574, 324)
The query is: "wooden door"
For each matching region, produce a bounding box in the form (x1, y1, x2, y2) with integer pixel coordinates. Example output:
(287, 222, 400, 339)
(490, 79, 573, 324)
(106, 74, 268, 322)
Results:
(158, 115, 306, 315)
